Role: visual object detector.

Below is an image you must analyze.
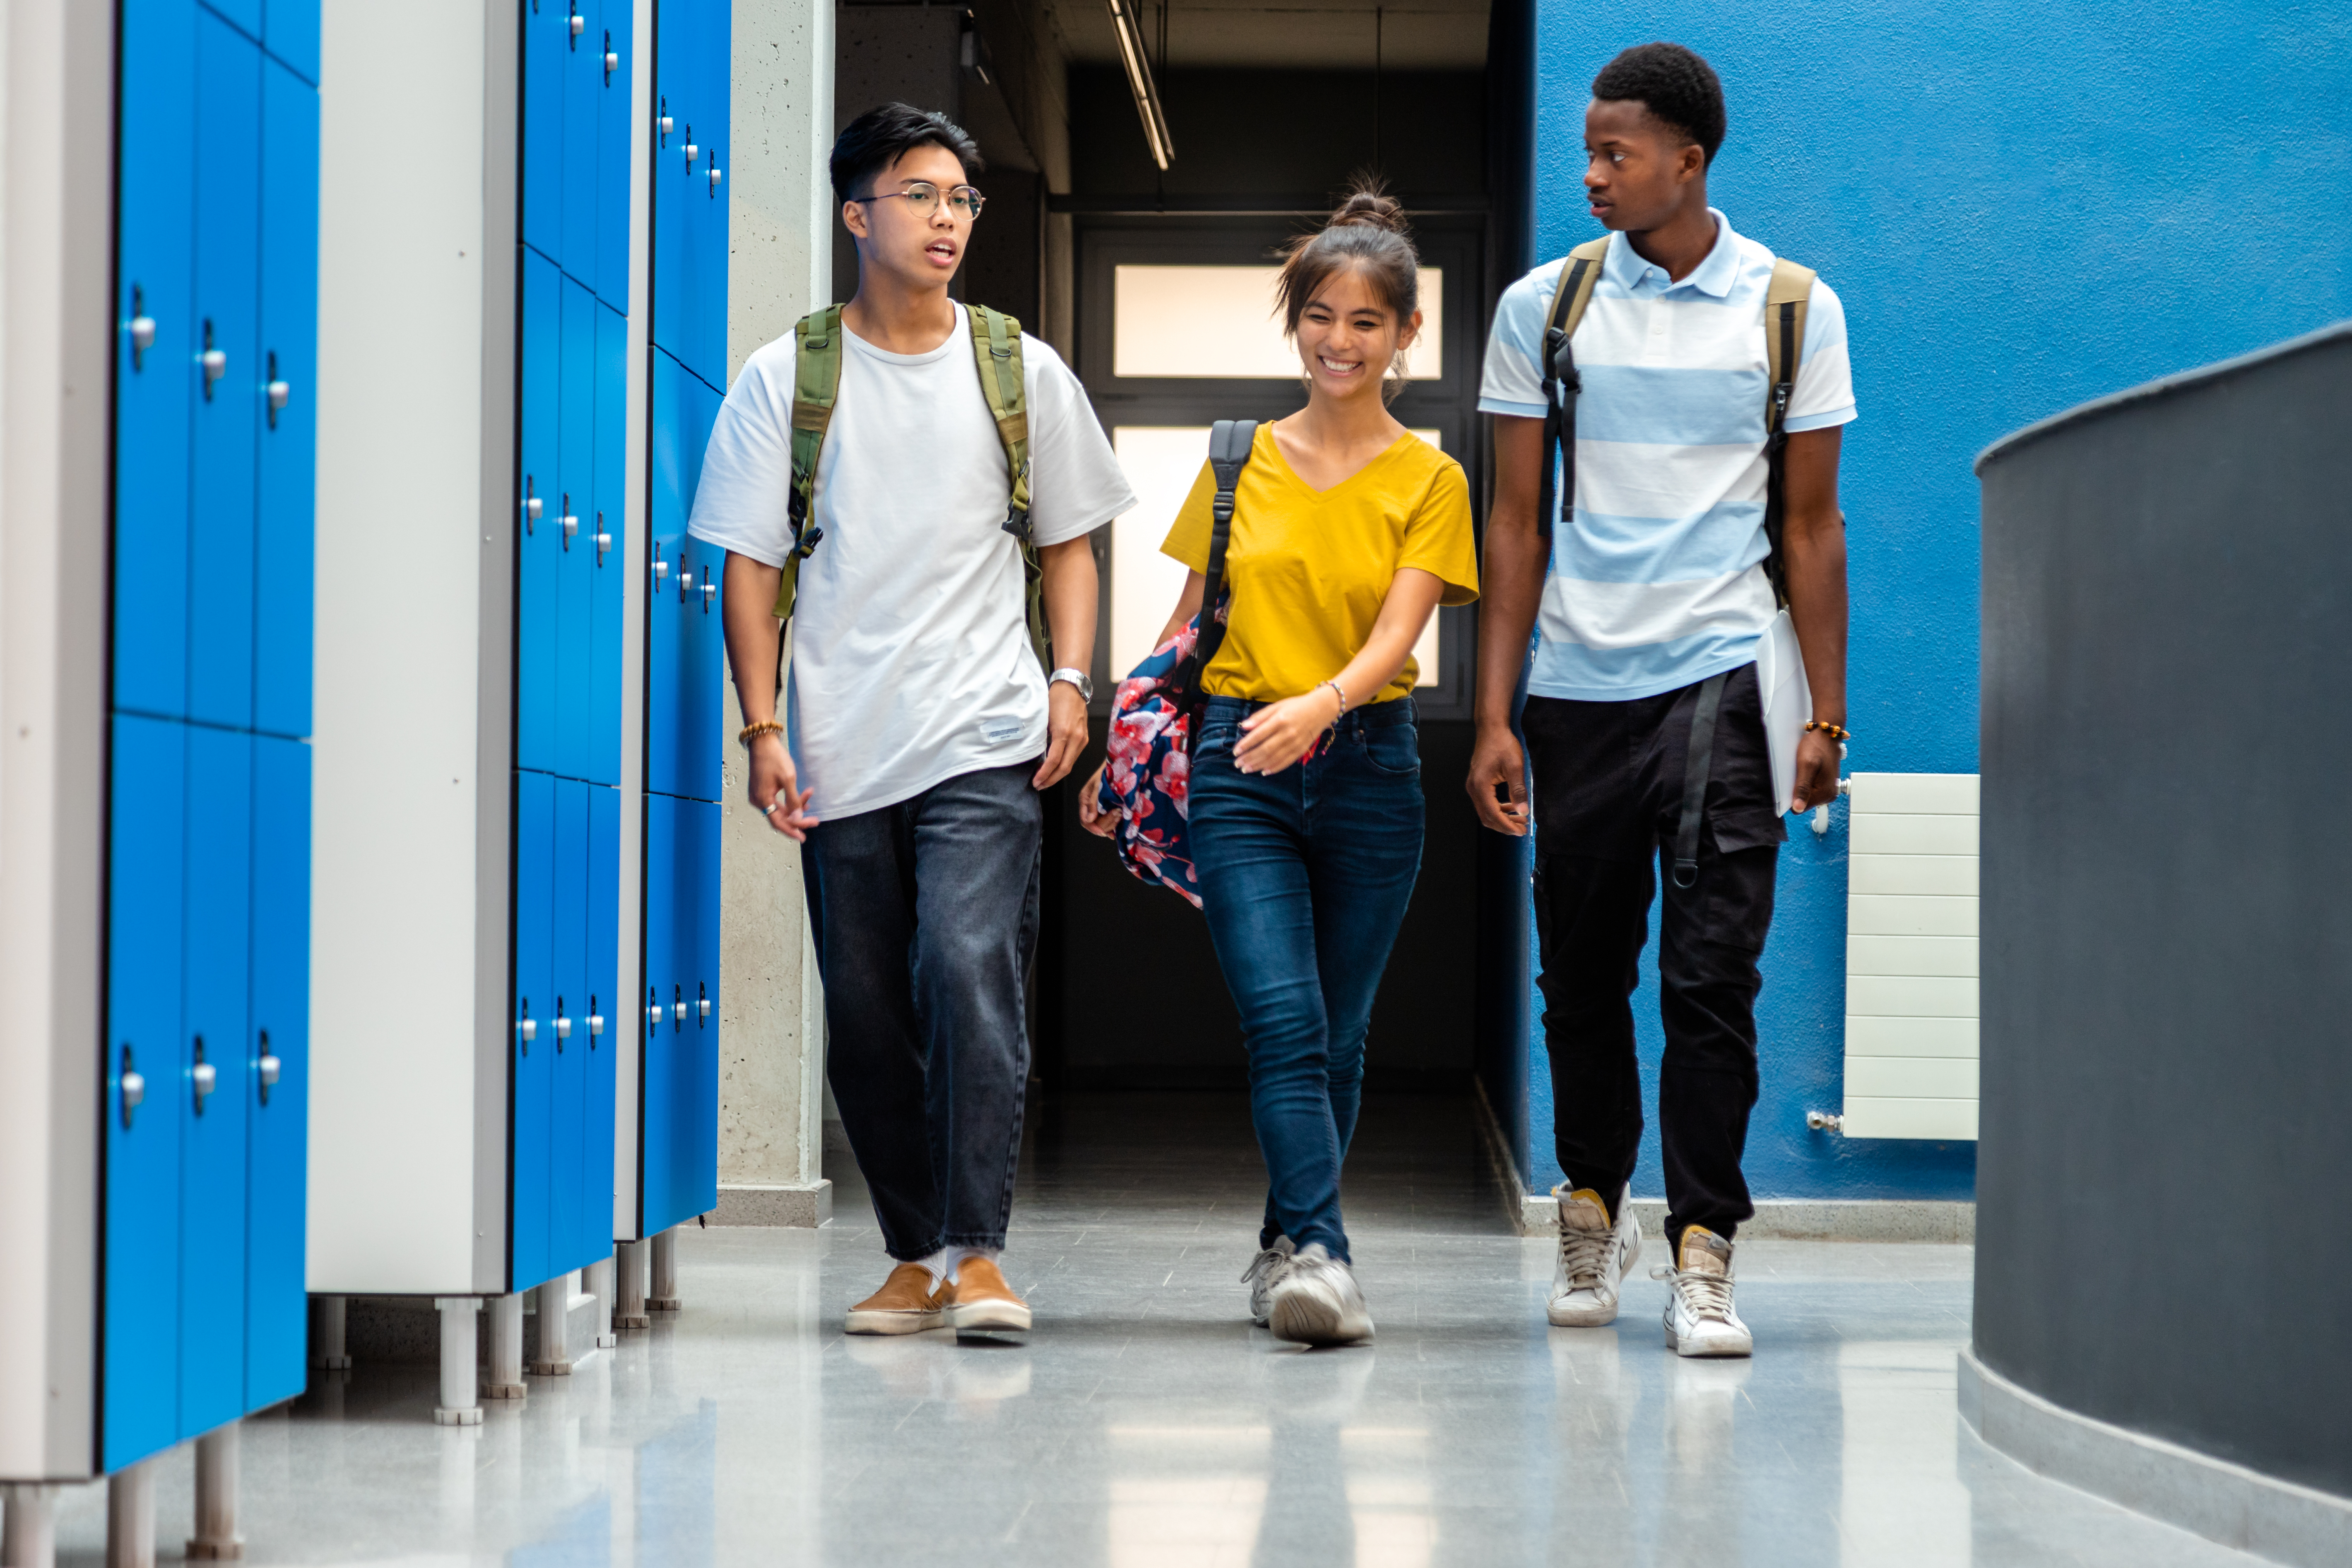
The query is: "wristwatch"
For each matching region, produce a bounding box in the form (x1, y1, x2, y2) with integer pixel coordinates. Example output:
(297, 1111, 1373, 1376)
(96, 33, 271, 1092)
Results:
(1048, 667, 1094, 702)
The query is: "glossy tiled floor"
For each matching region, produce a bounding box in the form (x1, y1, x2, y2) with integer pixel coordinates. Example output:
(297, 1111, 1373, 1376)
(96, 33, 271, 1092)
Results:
(48, 1093, 2258, 1566)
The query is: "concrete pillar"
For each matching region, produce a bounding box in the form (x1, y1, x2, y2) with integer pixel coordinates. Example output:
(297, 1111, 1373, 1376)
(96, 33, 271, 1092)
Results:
(711, 0, 836, 1230)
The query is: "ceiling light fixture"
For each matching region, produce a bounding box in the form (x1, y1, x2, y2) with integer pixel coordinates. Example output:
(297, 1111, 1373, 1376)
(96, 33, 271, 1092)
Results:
(1106, 0, 1174, 171)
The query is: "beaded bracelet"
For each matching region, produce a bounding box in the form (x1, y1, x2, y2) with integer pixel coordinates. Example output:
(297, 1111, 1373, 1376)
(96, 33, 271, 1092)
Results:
(1803, 720, 1852, 742)
(738, 720, 786, 747)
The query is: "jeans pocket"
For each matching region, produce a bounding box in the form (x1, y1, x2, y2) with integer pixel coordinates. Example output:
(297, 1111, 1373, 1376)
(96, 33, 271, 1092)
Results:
(1362, 723, 1421, 777)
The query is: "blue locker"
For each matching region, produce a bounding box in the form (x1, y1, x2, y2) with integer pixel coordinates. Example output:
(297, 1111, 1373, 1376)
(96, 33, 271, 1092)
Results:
(561, 0, 599, 283)
(103, 716, 186, 1472)
(652, 0, 727, 388)
(188, 15, 263, 732)
(512, 770, 556, 1289)
(113, 0, 195, 723)
(209, 0, 262, 41)
(181, 725, 253, 1437)
(518, 249, 563, 775)
(548, 778, 589, 1271)
(264, 0, 320, 84)
(640, 793, 679, 1231)
(642, 794, 720, 1233)
(647, 351, 724, 802)
(593, 0, 633, 306)
(689, 6, 728, 386)
(686, 797, 721, 1221)
(589, 302, 628, 785)
(585, 785, 621, 1253)
(245, 734, 310, 1409)
(556, 278, 598, 781)
(522, 0, 567, 269)
(254, 58, 318, 740)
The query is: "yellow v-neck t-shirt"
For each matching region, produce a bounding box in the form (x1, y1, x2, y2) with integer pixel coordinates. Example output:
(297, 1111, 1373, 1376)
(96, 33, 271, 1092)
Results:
(1160, 425, 1479, 704)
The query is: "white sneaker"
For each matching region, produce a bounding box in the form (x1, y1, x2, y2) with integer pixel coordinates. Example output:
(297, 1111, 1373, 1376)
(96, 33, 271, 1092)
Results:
(1651, 1226, 1753, 1358)
(1266, 1243, 1374, 1346)
(1548, 1184, 1641, 1327)
(1242, 1236, 1297, 1327)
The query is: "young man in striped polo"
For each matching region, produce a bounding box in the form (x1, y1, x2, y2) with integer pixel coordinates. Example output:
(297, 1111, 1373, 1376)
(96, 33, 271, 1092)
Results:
(1468, 42, 1856, 1356)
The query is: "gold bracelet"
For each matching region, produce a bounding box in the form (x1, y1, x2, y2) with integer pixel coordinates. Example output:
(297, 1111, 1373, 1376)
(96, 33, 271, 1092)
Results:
(738, 720, 786, 747)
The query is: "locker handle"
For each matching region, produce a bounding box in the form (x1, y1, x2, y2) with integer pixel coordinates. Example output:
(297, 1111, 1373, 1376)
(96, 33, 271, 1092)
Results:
(673, 985, 686, 1028)
(201, 319, 225, 401)
(595, 513, 612, 563)
(652, 556, 669, 586)
(257, 1028, 280, 1105)
(684, 140, 698, 170)
(555, 994, 571, 1047)
(518, 1003, 536, 1051)
(119, 1045, 144, 1129)
(191, 1038, 216, 1111)
(569, 7, 584, 39)
(702, 580, 716, 613)
(604, 32, 619, 81)
(129, 285, 156, 370)
(658, 111, 673, 142)
(524, 484, 542, 530)
(589, 996, 604, 1044)
(698, 983, 710, 1023)
(267, 350, 289, 431)
(709, 167, 723, 195)
(562, 496, 579, 548)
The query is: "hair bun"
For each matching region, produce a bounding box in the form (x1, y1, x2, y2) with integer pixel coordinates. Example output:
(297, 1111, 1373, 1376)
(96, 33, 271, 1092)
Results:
(1329, 183, 1408, 234)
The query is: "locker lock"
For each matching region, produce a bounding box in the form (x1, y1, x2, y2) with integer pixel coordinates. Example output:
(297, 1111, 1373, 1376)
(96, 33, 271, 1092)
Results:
(129, 286, 155, 370)
(569, 6, 584, 39)
(524, 483, 542, 530)
(702, 579, 717, 613)
(647, 988, 662, 1031)
(561, 496, 579, 548)
(685, 139, 699, 170)
(119, 1045, 144, 1130)
(267, 350, 289, 431)
(658, 108, 673, 143)
(698, 983, 711, 1024)
(201, 319, 225, 401)
(652, 550, 669, 587)
(595, 513, 612, 563)
(518, 1002, 536, 1051)
(257, 1028, 281, 1106)
(678, 567, 694, 597)
(555, 995, 572, 1047)
(709, 166, 723, 195)
(673, 985, 686, 1028)
(191, 1037, 216, 1113)
(604, 32, 619, 80)
(589, 996, 604, 1043)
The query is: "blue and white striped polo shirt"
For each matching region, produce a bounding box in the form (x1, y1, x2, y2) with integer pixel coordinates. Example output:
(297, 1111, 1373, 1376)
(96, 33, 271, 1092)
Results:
(1478, 210, 1856, 702)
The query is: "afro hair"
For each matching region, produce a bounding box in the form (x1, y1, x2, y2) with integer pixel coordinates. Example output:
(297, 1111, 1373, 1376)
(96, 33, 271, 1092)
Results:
(1591, 43, 1726, 166)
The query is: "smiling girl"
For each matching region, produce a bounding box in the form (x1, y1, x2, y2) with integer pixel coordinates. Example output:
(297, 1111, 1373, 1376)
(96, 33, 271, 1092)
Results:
(1081, 185, 1478, 1345)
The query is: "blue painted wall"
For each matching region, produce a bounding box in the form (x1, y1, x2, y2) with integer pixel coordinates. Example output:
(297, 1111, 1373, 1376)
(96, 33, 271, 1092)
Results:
(1517, 0, 2352, 1200)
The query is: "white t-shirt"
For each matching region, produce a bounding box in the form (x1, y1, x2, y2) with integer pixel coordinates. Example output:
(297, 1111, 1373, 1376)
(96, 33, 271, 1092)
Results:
(688, 303, 1135, 819)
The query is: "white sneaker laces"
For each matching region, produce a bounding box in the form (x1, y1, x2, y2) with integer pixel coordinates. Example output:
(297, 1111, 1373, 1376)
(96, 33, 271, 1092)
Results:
(1557, 1225, 1615, 1291)
(1651, 1263, 1734, 1323)
(1241, 1247, 1290, 1288)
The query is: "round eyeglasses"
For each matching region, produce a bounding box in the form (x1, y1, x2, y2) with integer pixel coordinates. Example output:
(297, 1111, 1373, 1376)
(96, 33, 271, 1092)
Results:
(849, 180, 985, 220)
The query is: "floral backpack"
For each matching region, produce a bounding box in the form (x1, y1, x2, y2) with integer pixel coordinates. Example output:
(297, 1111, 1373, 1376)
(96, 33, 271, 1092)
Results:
(1093, 419, 1257, 907)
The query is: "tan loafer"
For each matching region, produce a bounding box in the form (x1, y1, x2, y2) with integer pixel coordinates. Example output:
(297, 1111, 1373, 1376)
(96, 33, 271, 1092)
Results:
(845, 1262, 951, 1335)
(948, 1257, 1032, 1332)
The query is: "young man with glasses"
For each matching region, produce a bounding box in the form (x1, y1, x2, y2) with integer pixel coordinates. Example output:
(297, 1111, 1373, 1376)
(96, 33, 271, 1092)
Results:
(1469, 44, 1856, 1357)
(690, 103, 1134, 1335)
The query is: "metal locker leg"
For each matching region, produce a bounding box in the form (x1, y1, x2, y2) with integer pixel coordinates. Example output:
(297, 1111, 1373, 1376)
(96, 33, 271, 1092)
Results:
(485, 1294, 525, 1400)
(3, 1484, 59, 1568)
(587, 1253, 618, 1348)
(185, 1423, 241, 1559)
(432, 1298, 482, 1426)
(105, 1459, 156, 1568)
(649, 1228, 680, 1313)
(615, 1238, 649, 1330)
(306, 1295, 349, 1369)
(529, 1276, 573, 1375)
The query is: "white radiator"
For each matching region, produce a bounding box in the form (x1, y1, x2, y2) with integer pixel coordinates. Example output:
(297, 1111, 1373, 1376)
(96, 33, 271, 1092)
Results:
(1841, 773, 1980, 1140)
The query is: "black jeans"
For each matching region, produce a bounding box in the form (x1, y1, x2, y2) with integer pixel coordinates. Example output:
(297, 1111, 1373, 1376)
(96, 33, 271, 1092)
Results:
(802, 759, 1042, 1259)
(1524, 664, 1784, 1245)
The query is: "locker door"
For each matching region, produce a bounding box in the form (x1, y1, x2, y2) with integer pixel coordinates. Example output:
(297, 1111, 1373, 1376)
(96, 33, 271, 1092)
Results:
(556, 279, 598, 781)
(245, 734, 310, 1410)
(511, 770, 556, 1290)
(181, 726, 253, 1438)
(648, 3, 686, 372)
(114, 0, 195, 723)
(588, 301, 627, 785)
(103, 716, 185, 1472)
(209, 0, 261, 39)
(548, 778, 590, 1272)
(522, 0, 567, 267)
(647, 354, 722, 800)
(593, 0, 632, 306)
(585, 785, 621, 1255)
(688, 9, 729, 387)
(264, 0, 320, 84)
(639, 793, 679, 1231)
(518, 249, 563, 774)
(188, 15, 263, 731)
(561, 0, 599, 280)
(681, 797, 722, 1219)
(254, 58, 318, 740)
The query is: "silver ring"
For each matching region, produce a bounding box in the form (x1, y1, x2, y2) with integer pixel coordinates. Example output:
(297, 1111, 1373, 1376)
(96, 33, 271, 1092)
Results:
(763, 800, 783, 815)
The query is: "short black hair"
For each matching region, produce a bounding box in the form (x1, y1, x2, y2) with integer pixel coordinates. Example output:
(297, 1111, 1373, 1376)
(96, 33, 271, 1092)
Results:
(829, 102, 984, 203)
(1592, 43, 1726, 166)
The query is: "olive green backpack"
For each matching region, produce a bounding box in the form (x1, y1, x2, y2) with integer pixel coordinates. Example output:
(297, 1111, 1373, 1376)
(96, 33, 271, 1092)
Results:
(771, 302, 1050, 668)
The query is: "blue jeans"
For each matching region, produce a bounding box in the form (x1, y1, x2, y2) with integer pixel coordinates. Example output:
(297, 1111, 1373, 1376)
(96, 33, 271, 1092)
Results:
(1189, 695, 1425, 1263)
(802, 759, 1042, 1259)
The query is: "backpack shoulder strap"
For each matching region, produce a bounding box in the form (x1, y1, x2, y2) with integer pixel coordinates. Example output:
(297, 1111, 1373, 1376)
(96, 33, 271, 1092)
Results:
(1182, 419, 1257, 706)
(772, 305, 845, 621)
(967, 304, 1052, 670)
(1535, 237, 1611, 544)
(1763, 258, 1815, 440)
(1544, 235, 1613, 345)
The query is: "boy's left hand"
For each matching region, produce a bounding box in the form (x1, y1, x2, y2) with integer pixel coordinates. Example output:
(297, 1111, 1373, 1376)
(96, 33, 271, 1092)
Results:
(1789, 729, 1842, 813)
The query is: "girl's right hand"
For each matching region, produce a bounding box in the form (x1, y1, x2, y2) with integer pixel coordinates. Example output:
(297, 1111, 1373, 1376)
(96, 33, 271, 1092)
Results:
(1077, 763, 1120, 837)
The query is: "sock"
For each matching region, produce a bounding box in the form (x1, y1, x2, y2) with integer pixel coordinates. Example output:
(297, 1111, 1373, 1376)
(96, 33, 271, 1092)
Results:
(944, 1245, 1000, 1284)
(913, 1248, 954, 1288)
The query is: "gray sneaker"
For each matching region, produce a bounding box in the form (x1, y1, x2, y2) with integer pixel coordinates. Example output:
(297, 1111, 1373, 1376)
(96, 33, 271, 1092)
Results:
(1549, 1183, 1641, 1327)
(1242, 1236, 1297, 1327)
(1266, 1243, 1374, 1346)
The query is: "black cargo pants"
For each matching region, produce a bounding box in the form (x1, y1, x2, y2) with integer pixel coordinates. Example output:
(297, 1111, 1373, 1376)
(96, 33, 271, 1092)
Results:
(1523, 662, 1784, 1247)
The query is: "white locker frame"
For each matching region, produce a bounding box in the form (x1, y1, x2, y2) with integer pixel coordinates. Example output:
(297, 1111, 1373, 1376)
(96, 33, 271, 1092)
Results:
(0, 0, 118, 1484)
(1841, 772, 1981, 1140)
